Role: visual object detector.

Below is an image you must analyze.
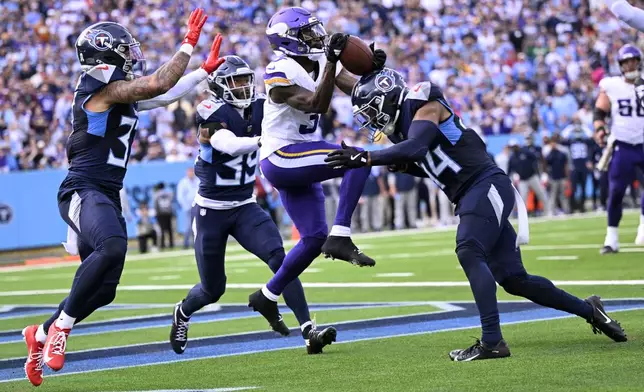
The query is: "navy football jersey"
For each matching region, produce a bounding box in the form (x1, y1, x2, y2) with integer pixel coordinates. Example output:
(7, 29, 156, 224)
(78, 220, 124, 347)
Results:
(59, 65, 138, 204)
(194, 96, 264, 202)
(390, 82, 502, 203)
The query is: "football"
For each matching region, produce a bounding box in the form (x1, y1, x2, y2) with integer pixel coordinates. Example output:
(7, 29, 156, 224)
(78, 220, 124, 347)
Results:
(339, 36, 373, 75)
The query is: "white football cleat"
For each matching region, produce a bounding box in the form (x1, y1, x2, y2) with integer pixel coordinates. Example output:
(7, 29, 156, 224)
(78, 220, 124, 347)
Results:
(635, 225, 644, 245)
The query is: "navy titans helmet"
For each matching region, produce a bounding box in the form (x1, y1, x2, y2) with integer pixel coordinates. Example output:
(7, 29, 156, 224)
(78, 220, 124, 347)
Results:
(351, 68, 407, 138)
(207, 56, 256, 109)
(76, 22, 146, 80)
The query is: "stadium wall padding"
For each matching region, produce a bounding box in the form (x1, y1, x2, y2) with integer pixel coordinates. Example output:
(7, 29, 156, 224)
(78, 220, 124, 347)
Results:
(0, 161, 192, 251)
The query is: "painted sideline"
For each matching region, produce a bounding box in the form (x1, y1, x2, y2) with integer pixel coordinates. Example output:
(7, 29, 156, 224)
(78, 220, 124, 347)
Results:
(0, 210, 621, 273)
(2, 280, 644, 297)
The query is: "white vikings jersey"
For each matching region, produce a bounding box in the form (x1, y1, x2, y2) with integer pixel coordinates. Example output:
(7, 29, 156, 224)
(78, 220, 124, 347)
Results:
(260, 56, 342, 159)
(600, 76, 644, 145)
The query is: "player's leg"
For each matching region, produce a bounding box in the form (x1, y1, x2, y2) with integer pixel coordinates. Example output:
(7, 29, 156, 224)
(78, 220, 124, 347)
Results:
(170, 206, 229, 354)
(23, 237, 95, 386)
(579, 170, 588, 213)
(39, 190, 127, 371)
(635, 158, 644, 244)
(248, 183, 327, 328)
(233, 204, 337, 353)
(262, 141, 374, 266)
(449, 175, 512, 361)
(529, 174, 550, 216)
(604, 147, 636, 253)
(494, 217, 626, 342)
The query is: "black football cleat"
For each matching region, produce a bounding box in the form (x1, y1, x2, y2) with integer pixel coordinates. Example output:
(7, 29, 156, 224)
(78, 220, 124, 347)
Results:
(248, 289, 290, 336)
(321, 236, 375, 267)
(449, 339, 511, 362)
(170, 301, 190, 354)
(600, 245, 618, 255)
(585, 295, 627, 342)
(306, 326, 337, 354)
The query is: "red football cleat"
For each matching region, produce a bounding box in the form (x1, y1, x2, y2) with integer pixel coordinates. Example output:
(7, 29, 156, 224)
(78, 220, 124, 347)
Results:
(43, 323, 71, 372)
(22, 325, 44, 386)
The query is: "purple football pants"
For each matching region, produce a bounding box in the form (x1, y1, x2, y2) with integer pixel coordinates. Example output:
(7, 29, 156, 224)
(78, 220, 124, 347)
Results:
(607, 141, 644, 227)
(260, 141, 369, 295)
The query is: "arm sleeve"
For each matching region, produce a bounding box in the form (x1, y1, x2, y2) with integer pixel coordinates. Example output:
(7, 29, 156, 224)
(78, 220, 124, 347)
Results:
(210, 128, 260, 156)
(369, 120, 436, 166)
(610, 0, 644, 31)
(137, 68, 208, 111)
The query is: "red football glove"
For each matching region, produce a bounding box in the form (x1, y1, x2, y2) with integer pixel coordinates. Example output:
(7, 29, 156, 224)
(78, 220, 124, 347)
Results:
(201, 34, 225, 74)
(182, 8, 208, 48)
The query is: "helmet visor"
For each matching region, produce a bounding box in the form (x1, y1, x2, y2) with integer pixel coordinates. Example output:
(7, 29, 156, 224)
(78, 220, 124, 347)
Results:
(117, 41, 146, 78)
(298, 22, 327, 51)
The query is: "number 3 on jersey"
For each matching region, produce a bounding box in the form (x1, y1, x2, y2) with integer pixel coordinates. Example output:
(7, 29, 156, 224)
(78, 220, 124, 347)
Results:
(299, 113, 319, 134)
(107, 115, 137, 168)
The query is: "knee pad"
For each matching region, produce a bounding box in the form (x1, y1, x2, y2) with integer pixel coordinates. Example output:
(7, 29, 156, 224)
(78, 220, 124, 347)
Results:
(203, 277, 227, 303)
(266, 248, 286, 273)
(95, 284, 118, 308)
(100, 237, 128, 264)
(499, 274, 528, 296)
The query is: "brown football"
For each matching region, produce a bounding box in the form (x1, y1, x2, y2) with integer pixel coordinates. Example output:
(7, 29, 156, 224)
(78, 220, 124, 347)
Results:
(339, 36, 374, 76)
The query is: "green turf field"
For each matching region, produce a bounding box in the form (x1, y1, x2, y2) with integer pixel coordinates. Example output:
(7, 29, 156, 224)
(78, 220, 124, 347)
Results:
(1, 211, 643, 392)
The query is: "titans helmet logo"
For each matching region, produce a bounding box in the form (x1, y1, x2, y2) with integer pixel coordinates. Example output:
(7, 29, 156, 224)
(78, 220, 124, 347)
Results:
(375, 72, 395, 93)
(86, 30, 113, 51)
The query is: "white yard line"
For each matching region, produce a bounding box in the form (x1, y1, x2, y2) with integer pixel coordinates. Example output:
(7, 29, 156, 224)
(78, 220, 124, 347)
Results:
(536, 256, 579, 261)
(2, 280, 644, 296)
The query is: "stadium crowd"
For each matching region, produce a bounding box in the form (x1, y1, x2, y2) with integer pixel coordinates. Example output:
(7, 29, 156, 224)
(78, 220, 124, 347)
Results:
(0, 0, 642, 233)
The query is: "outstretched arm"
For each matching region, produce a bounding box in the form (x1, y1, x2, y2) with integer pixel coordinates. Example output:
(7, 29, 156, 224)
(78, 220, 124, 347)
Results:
(199, 123, 260, 156)
(86, 8, 209, 112)
(138, 35, 225, 111)
(335, 68, 357, 96)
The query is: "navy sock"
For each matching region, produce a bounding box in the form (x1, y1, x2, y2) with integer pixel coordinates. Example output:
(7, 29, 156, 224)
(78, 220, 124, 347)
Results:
(456, 243, 502, 345)
(266, 250, 312, 326)
(501, 274, 593, 320)
(181, 280, 226, 317)
(334, 166, 370, 227)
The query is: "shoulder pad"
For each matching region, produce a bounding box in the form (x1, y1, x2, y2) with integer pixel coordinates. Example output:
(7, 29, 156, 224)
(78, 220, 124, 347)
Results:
(85, 64, 126, 85)
(407, 82, 433, 101)
(264, 57, 299, 88)
(196, 98, 226, 124)
(599, 76, 621, 92)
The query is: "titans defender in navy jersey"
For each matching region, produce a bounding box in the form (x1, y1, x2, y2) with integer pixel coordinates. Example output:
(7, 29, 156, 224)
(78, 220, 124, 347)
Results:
(20, 12, 229, 385)
(327, 68, 626, 361)
(168, 56, 336, 356)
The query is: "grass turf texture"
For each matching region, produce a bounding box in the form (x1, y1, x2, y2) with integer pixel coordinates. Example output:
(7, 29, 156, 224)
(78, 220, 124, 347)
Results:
(1, 212, 643, 391)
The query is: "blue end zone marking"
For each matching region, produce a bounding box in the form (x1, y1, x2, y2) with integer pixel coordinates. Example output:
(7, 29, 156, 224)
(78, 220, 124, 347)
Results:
(0, 303, 407, 344)
(0, 301, 642, 382)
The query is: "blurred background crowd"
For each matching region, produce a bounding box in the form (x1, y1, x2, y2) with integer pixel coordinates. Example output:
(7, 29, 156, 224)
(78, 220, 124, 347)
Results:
(1, 0, 643, 241)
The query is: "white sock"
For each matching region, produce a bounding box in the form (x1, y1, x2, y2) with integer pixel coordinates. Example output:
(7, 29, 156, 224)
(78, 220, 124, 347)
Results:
(55, 311, 76, 329)
(640, 215, 644, 226)
(300, 321, 313, 332)
(261, 285, 279, 302)
(35, 324, 47, 344)
(605, 226, 619, 248)
(330, 225, 351, 237)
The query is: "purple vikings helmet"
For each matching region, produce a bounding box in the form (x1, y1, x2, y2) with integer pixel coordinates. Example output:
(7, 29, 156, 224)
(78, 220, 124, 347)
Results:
(617, 44, 642, 81)
(266, 7, 327, 60)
